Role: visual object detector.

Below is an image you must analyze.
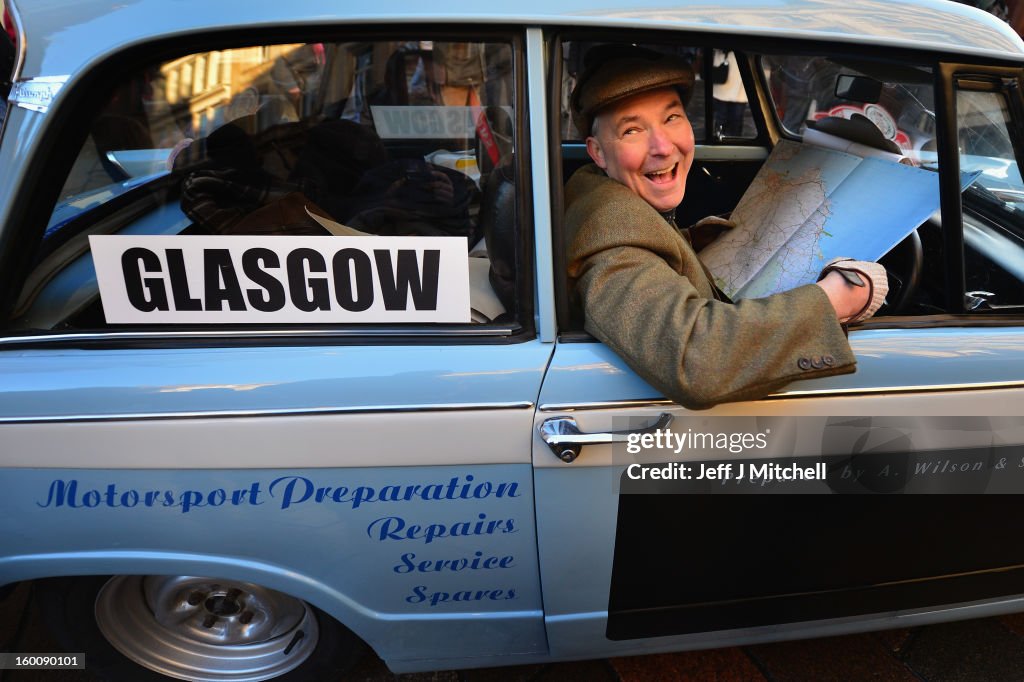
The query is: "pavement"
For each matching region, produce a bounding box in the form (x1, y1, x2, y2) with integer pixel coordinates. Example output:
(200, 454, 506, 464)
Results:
(4, 581, 1024, 681)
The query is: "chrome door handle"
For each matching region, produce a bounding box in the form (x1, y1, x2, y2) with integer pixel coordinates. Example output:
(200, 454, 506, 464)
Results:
(539, 413, 674, 463)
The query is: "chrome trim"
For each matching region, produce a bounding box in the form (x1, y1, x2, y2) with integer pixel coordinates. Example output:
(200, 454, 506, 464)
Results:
(538, 380, 1024, 411)
(539, 398, 670, 412)
(771, 379, 1024, 397)
(9, 75, 67, 113)
(7, 0, 25, 83)
(0, 325, 517, 346)
(104, 150, 128, 175)
(0, 401, 535, 424)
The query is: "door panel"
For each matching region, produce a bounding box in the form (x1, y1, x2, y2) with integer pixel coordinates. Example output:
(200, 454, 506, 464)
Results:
(0, 340, 553, 665)
(533, 329, 1024, 656)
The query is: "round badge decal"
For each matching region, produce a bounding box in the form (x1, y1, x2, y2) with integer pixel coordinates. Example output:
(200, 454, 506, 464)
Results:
(863, 103, 897, 140)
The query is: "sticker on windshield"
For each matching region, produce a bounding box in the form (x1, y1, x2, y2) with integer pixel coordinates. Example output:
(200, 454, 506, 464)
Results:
(90, 235, 471, 323)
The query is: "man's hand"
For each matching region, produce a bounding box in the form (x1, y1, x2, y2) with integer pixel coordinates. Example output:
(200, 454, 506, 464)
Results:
(815, 257, 888, 324)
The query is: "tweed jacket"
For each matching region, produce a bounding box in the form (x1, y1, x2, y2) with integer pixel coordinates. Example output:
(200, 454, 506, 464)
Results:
(566, 164, 856, 409)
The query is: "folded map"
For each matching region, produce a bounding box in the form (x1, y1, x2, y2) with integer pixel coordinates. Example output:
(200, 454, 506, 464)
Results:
(699, 138, 970, 300)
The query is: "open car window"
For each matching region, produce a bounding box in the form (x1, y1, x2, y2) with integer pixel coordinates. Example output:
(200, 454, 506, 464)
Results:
(10, 38, 521, 333)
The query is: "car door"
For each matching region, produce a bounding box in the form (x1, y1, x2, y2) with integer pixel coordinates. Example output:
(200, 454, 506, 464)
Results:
(0, 30, 553, 673)
(534, 37, 1024, 659)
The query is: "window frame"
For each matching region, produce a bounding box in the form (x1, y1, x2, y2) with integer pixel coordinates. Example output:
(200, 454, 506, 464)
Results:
(549, 31, 1024, 336)
(938, 62, 1024, 316)
(949, 71, 1024, 313)
(0, 26, 536, 348)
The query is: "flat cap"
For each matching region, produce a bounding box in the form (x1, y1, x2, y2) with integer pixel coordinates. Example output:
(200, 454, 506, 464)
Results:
(570, 45, 695, 136)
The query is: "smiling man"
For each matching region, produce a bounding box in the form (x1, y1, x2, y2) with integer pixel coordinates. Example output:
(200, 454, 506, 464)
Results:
(565, 45, 888, 409)
(586, 86, 694, 212)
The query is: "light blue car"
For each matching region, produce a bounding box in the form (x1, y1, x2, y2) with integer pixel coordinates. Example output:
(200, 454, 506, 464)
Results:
(3, 0, 1024, 680)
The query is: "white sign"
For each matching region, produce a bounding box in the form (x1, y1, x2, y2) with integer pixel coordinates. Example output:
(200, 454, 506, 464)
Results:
(371, 106, 480, 139)
(370, 105, 511, 139)
(90, 235, 471, 324)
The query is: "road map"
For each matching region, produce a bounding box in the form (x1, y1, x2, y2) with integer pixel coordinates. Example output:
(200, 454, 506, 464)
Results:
(700, 139, 954, 300)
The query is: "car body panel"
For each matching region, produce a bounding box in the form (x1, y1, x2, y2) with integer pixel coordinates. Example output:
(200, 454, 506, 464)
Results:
(12, 0, 1024, 82)
(538, 328, 1024, 411)
(0, 342, 552, 421)
(533, 334, 1024, 657)
(533, 462, 1024, 662)
(0, 339, 554, 667)
(0, 464, 548, 666)
(5, 0, 1024, 674)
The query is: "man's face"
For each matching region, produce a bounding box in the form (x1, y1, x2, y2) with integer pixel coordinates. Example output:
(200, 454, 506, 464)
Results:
(586, 87, 694, 212)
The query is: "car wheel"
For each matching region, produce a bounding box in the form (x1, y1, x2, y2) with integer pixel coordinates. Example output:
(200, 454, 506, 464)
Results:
(37, 575, 363, 682)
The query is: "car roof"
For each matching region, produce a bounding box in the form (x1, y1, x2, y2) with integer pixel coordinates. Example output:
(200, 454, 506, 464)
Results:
(9, 0, 1024, 79)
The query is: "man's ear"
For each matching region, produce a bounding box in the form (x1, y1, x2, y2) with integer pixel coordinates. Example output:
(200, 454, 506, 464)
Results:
(586, 136, 607, 169)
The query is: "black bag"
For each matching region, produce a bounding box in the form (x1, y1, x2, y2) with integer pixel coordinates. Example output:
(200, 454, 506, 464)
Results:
(711, 59, 730, 85)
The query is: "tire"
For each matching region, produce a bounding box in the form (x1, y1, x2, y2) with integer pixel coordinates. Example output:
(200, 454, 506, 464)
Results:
(37, 575, 363, 682)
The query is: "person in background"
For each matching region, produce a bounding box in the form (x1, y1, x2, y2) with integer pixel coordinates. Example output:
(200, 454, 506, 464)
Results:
(711, 49, 748, 137)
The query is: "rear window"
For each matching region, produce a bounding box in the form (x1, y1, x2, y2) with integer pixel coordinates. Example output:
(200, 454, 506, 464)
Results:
(9, 37, 524, 333)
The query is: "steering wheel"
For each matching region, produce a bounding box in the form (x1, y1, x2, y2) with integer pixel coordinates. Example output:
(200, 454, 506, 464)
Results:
(803, 117, 924, 315)
(877, 227, 923, 315)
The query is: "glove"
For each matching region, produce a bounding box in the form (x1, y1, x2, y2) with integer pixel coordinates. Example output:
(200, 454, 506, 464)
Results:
(817, 257, 889, 324)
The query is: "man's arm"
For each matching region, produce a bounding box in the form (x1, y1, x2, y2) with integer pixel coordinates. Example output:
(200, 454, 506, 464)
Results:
(567, 167, 856, 409)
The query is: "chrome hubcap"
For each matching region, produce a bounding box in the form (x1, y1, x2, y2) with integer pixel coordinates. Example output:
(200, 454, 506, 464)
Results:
(95, 576, 318, 681)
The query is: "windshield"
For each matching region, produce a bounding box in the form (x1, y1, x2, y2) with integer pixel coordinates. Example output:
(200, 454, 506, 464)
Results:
(957, 87, 1024, 238)
(760, 55, 1024, 230)
(761, 55, 937, 163)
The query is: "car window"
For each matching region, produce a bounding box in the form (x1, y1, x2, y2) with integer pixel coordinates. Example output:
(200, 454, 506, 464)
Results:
(755, 54, 981, 317)
(957, 82, 1024, 310)
(8, 37, 521, 332)
(759, 55, 1024, 317)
